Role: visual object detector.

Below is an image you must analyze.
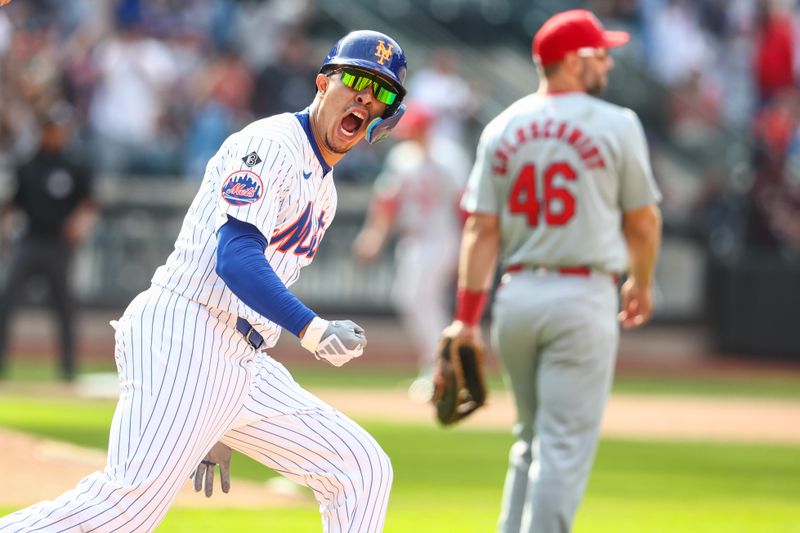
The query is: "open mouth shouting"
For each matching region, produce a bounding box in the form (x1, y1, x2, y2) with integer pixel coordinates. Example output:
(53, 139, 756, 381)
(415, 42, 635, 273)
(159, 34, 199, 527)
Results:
(337, 107, 369, 141)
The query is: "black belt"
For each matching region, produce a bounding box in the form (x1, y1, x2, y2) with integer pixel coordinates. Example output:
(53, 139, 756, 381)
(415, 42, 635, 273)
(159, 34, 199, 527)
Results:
(236, 317, 263, 349)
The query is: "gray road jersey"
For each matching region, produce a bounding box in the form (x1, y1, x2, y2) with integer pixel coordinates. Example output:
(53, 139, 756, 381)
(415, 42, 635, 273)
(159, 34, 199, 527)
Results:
(461, 92, 661, 274)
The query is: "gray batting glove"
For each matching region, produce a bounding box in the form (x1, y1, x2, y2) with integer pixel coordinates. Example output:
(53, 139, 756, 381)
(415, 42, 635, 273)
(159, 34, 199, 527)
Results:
(301, 317, 367, 367)
(192, 442, 232, 497)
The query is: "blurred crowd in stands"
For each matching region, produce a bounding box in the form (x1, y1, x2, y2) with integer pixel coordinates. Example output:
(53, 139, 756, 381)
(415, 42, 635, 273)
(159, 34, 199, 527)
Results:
(593, 0, 800, 255)
(2, 0, 800, 254)
(0, 0, 324, 178)
(0, 0, 480, 184)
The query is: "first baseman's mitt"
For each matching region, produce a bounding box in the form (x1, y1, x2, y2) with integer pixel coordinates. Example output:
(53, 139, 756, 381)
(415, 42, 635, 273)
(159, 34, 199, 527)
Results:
(431, 335, 488, 425)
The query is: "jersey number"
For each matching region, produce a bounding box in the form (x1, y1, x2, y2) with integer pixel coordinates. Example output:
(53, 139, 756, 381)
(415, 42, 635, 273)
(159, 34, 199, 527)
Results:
(508, 162, 576, 226)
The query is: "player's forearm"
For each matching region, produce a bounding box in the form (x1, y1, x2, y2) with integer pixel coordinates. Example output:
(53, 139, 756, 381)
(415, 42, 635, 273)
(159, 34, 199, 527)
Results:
(216, 217, 316, 337)
(362, 209, 393, 250)
(354, 200, 395, 262)
(63, 200, 100, 244)
(622, 204, 661, 288)
(458, 213, 500, 292)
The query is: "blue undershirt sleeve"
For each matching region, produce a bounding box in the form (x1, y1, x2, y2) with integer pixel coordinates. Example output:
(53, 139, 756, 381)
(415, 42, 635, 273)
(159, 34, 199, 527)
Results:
(216, 216, 317, 337)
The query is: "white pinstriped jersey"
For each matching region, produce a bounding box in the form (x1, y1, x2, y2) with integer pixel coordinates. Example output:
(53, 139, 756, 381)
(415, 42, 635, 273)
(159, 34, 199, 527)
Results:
(462, 92, 661, 274)
(151, 111, 336, 348)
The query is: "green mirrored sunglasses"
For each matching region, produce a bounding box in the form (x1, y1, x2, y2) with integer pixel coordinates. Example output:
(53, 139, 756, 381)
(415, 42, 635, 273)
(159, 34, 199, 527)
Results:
(338, 68, 399, 106)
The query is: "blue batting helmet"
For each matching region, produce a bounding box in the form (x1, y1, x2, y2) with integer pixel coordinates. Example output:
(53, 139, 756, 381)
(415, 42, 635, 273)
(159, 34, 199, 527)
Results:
(319, 30, 409, 143)
(320, 30, 408, 96)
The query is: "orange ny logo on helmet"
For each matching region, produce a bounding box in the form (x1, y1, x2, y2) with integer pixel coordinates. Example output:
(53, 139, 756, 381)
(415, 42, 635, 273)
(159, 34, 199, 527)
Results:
(374, 40, 393, 65)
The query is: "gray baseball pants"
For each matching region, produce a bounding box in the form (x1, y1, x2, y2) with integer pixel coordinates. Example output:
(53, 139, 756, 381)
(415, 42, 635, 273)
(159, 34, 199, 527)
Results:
(492, 270, 619, 533)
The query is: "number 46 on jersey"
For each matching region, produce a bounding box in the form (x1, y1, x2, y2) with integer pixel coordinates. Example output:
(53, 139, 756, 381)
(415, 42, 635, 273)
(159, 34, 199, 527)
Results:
(508, 162, 577, 227)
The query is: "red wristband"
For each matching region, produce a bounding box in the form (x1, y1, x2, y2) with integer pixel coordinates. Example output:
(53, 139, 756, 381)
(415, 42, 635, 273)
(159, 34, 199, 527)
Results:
(455, 288, 488, 326)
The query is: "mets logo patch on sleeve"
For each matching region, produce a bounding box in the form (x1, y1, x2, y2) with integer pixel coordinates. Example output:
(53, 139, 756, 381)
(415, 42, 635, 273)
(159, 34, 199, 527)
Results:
(221, 170, 264, 206)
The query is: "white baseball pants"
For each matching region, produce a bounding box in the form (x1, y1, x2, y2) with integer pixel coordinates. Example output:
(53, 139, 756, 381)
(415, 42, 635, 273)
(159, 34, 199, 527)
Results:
(0, 286, 392, 532)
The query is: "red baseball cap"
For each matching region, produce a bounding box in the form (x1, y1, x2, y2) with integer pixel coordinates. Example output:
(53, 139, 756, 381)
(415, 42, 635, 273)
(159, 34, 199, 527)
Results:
(532, 9, 630, 67)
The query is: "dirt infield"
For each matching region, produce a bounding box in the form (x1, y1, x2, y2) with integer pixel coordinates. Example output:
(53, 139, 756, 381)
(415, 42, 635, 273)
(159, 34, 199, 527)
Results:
(310, 387, 800, 444)
(0, 428, 313, 509)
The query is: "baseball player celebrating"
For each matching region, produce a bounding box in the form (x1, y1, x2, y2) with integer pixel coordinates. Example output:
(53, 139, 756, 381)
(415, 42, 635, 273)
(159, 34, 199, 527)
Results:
(442, 10, 662, 533)
(0, 30, 407, 533)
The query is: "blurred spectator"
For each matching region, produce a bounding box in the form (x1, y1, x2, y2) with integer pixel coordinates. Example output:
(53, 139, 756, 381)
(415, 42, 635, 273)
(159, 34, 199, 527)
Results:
(714, 0, 757, 130)
(665, 68, 723, 158)
(753, 0, 795, 105)
(184, 46, 255, 178)
(60, 25, 103, 132)
(251, 28, 317, 118)
(0, 102, 98, 381)
(0, 10, 65, 161)
(87, 10, 179, 175)
(0, 0, 326, 176)
(0, 10, 11, 59)
(646, 0, 714, 87)
(690, 165, 740, 255)
(406, 48, 476, 146)
(588, 0, 641, 27)
(698, 0, 728, 39)
(746, 87, 800, 251)
(234, 0, 315, 70)
(352, 104, 470, 401)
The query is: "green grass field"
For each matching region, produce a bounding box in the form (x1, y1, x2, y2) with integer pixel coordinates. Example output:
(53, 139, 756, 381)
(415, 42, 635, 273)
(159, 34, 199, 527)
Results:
(1, 367, 799, 533)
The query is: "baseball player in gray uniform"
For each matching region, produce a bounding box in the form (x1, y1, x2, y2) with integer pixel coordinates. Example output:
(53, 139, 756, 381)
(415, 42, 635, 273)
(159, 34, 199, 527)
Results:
(442, 10, 662, 533)
(0, 30, 408, 533)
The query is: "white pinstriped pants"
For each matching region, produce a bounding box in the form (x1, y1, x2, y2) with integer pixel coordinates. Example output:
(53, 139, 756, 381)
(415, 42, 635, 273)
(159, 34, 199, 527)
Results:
(0, 286, 393, 533)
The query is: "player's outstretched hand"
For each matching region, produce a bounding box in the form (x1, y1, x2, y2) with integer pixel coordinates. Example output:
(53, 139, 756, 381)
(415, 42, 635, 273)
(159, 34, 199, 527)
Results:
(192, 442, 232, 497)
(301, 317, 367, 367)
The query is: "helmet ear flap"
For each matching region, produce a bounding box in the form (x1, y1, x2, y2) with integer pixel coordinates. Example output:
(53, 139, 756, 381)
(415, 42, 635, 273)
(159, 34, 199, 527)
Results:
(366, 104, 406, 144)
(381, 94, 404, 119)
